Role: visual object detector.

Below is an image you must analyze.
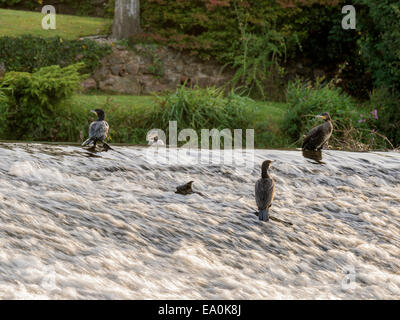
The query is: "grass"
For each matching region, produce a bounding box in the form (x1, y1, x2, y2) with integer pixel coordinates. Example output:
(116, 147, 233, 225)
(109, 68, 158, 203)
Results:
(252, 100, 290, 149)
(72, 94, 156, 110)
(0, 9, 111, 39)
(71, 93, 290, 148)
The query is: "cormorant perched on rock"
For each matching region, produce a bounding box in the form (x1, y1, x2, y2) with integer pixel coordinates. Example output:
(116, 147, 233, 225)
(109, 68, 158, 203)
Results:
(175, 181, 194, 195)
(255, 160, 275, 222)
(302, 112, 333, 151)
(82, 109, 110, 150)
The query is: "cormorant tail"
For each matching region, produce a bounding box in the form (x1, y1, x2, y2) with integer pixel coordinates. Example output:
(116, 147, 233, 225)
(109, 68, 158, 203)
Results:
(258, 209, 269, 222)
(82, 138, 94, 146)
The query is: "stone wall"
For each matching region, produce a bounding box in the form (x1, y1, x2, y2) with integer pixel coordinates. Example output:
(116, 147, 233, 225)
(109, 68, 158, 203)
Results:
(82, 43, 233, 94)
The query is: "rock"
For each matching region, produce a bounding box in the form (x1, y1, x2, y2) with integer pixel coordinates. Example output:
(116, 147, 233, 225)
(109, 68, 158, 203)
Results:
(81, 78, 97, 92)
(90, 45, 234, 94)
(110, 64, 123, 76)
(107, 52, 126, 65)
(99, 75, 141, 94)
(195, 76, 211, 87)
(126, 61, 139, 75)
(92, 67, 110, 82)
(140, 75, 169, 94)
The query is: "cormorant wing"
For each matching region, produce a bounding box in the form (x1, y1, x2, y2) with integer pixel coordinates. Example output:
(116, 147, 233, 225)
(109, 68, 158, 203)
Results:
(255, 178, 275, 210)
(89, 121, 109, 140)
(302, 124, 324, 149)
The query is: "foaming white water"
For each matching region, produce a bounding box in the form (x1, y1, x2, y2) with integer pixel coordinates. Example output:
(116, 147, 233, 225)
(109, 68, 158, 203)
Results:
(0, 143, 399, 299)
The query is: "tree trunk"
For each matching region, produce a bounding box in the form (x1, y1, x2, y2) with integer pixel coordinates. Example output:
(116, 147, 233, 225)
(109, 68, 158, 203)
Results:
(112, 0, 140, 40)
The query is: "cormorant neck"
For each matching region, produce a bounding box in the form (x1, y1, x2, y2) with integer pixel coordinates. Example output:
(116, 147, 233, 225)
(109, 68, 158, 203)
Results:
(261, 166, 270, 179)
(97, 114, 105, 121)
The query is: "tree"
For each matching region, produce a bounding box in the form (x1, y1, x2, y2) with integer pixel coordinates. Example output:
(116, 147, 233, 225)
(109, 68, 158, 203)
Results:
(112, 0, 140, 40)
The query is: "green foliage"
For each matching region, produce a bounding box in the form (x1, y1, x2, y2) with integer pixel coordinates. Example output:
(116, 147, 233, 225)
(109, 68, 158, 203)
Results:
(0, 0, 23, 6)
(282, 79, 390, 150)
(0, 35, 112, 74)
(368, 88, 400, 148)
(356, 0, 400, 93)
(133, 44, 164, 78)
(137, 0, 300, 64)
(226, 16, 286, 99)
(150, 85, 255, 145)
(137, 0, 374, 98)
(0, 0, 98, 15)
(104, 0, 116, 18)
(0, 63, 85, 140)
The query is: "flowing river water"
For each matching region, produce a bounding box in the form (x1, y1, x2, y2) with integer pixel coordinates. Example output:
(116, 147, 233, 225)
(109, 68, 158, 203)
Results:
(0, 142, 399, 299)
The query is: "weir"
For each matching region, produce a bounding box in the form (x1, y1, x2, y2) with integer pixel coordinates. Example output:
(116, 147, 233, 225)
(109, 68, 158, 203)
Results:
(0, 142, 399, 299)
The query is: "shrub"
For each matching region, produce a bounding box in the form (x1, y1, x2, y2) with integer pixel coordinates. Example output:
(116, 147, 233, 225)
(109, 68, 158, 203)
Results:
(225, 5, 287, 99)
(0, 35, 112, 74)
(0, 0, 102, 16)
(0, 63, 86, 140)
(149, 85, 256, 146)
(368, 88, 400, 148)
(282, 79, 390, 150)
(137, 0, 342, 63)
(356, 0, 400, 94)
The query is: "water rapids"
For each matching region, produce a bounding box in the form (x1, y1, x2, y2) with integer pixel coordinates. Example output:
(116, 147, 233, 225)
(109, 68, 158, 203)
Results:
(0, 142, 399, 299)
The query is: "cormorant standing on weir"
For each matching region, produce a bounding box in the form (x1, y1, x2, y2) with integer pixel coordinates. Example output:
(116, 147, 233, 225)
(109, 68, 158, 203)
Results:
(255, 160, 275, 222)
(302, 112, 333, 151)
(82, 109, 111, 150)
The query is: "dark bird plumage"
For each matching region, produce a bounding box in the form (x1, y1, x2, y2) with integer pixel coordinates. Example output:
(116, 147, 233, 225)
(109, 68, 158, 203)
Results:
(302, 112, 333, 151)
(175, 181, 194, 195)
(82, 109, 110, 150)
(255, 160, 275, 222)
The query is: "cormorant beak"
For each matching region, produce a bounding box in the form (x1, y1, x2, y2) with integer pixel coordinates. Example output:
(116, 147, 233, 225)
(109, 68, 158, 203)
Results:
(317, 114, 326, 120)
(90, 110, 97, 115)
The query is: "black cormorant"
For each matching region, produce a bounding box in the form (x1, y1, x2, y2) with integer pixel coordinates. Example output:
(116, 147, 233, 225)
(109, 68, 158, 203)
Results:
(302, 112, 333, 151)
(82, 109, 110, 150)
(175, 181, 194, 195)
(255, 160, 275, 222)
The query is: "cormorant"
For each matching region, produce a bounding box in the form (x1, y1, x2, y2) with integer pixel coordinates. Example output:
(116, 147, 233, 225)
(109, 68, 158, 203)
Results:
(302, 112, 333, 151)
(82, 109, 110, 150)
(255, 160, 275, 222)
(175, 181, 194, 195)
